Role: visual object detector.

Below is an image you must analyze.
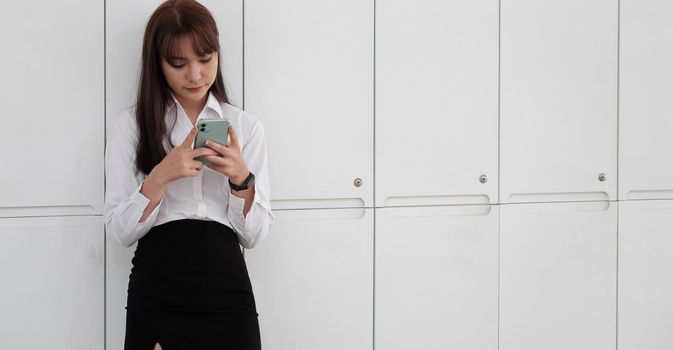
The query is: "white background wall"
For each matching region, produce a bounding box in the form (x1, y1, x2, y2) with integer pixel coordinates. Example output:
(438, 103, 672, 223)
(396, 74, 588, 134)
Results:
(1, 0, 672, 349)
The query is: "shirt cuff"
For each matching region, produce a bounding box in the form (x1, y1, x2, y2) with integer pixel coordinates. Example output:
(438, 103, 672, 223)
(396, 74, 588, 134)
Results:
(133, 181, 163, 225)
(228, 190, 252, 228)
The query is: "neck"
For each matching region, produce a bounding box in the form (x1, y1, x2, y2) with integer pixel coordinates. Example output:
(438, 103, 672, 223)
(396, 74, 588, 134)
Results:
(176, 94, 208, 124)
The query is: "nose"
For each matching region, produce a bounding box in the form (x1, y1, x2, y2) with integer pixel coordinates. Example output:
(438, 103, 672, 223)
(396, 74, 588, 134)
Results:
(187, 63, 202, 83)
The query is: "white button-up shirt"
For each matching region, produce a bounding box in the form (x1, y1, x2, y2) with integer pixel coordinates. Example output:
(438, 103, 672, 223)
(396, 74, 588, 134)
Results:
(104, 92, 274, 249)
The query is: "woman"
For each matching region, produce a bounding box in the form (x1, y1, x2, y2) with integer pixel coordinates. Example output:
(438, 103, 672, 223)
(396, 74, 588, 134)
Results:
(103, 0, 274, 349)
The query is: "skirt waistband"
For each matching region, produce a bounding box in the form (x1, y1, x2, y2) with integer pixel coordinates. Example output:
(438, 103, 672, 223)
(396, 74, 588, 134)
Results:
(150, 218, 235, 234)
(132, 219, 240, 270)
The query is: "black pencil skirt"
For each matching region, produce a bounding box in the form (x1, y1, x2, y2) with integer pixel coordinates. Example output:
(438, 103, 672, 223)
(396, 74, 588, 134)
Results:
(123, 219, 261, 350)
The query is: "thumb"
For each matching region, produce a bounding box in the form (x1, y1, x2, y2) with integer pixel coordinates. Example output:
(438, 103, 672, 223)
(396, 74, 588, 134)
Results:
(228, 126, 238, 147)
(181, 126, 198, 148)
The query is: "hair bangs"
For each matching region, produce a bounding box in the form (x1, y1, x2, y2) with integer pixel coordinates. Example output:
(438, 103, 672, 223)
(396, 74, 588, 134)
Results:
(158, 24, 219, 61)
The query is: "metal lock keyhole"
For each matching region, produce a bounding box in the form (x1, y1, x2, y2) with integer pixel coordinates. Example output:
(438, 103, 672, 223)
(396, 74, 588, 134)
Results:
(479, 175, 488, 184)
(598, 173, 606, 182)
(354, 178, 363, 187)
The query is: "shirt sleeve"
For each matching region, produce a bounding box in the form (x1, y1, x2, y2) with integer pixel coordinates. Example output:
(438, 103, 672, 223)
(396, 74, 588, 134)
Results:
(227, 119, 275, 249)
(104, 110, 165, 248)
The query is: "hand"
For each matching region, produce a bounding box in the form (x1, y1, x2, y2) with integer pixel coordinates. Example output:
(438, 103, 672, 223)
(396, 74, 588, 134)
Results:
(202, 126, 250, 184)
(148, 126, 220, 186)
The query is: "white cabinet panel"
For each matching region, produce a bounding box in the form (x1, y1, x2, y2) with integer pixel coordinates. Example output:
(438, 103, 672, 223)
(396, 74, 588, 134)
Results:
(106, 0, 243, 125)
(106, 233, 136, 350)
(500, 202, 617, 350)
(0, 216, 104, 350)
(244, 208, 373, 350)
(619, 0, 673, 200)
(245, 0, 373, 209)
(500, 0, 617, 203)
(619, 200, 673, 350)
(376, 0, 498, 207)
(0, 0, 103, 217)
(376, 205, 498, 350)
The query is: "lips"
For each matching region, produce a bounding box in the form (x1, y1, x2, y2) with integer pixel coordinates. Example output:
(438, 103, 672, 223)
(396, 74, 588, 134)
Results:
(185, 85, 204, 91)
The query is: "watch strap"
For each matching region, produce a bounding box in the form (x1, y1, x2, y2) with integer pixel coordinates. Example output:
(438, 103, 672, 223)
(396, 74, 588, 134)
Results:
(229, 171, 255, 191)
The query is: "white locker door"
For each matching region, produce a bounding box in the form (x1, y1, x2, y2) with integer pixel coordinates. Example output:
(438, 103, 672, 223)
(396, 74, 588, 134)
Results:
(0, 0, 104, 217)
(500, 202, 617, 350)
(244, 208, 373, 350)
(244, 0, 374, 209)
(105, 2, 243, 347)
(376, 0, 498, 207)
(106, 234, 136, 350)
(619, 200, 673, 350)
(619, 0, 673, 200)
(376, 205, 498, 350)
(0, 216, 104, 349)
(500, 0, 617, 204)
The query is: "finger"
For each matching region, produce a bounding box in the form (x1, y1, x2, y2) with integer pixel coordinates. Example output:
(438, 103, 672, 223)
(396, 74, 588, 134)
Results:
(183, 166, 201, 177)
(228, 126, 238, 147)
(191, 160, 204, 170)
(203, 155, 227, 165)
(204, 141, 234, 158)
(191, 147, 219, 158)
(203, 139, 227, 153)
(181, 126, 198, 148)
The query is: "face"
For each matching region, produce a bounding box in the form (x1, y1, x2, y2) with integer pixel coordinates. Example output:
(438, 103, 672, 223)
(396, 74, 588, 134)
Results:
(160, 36, 219, 108)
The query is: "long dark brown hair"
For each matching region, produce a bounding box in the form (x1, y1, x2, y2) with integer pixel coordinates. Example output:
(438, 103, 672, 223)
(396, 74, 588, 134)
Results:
(135, 0, 230, 176)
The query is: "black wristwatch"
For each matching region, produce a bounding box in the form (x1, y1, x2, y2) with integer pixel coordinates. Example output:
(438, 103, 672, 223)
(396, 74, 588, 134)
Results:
(229, 171, 255, 191)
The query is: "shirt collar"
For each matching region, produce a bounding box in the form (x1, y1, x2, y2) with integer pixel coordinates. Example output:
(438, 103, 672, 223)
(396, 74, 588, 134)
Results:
(168, 90, 224, 120)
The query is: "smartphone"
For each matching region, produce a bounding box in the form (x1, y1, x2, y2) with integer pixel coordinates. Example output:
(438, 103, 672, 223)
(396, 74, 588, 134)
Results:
(193, 119, 231, 166)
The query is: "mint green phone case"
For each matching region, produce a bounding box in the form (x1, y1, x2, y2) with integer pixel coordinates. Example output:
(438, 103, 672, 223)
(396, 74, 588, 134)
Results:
(193, 119, 231, 166)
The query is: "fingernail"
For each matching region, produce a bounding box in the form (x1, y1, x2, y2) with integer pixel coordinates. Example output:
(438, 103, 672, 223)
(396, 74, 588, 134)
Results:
(204, 140, 208, 145)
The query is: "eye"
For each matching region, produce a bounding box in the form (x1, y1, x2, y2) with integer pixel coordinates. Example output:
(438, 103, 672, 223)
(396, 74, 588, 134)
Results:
(167, 59, 185, 68)
(200, 57, 212, 63)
